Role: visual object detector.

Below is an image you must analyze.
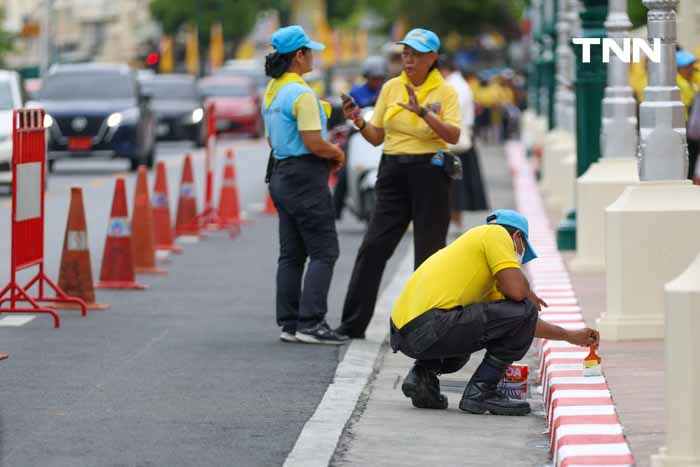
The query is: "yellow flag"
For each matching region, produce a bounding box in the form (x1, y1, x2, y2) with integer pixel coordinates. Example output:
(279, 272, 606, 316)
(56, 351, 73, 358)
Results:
(159, 35, 174, 74)
(210, 23, 224, 70)
(341, 30, 352, 64)
(356, 30, 368, 62)
(186, 24, 200, 76)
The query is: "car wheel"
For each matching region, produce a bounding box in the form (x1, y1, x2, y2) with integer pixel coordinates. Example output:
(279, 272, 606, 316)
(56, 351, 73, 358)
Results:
(129, 157, 140, 172)
(145, 146, 156, 169)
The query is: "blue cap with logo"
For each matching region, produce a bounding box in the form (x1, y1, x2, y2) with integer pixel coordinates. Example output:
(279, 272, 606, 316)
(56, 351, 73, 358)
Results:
(486, 209, 538, 264)
(677, 50, 697, 68)
(396, 28, 441, 53)
(271, 25, 325, 54)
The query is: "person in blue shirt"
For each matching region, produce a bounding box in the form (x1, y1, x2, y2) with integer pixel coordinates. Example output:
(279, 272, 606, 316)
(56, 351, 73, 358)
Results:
(349, 56, 388, 108)
(262, 25, 347, 345)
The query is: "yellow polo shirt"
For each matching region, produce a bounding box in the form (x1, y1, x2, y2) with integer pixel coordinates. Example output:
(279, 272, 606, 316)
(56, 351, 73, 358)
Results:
(391, 224, 520, 329)
(370, 70, 461, 154)
(293, 92, 322, 131)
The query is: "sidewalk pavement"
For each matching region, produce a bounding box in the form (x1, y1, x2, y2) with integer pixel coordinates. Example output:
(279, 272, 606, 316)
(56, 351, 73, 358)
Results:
(331, 144, 552, 467)
(562, 257, 664, 467)
(542, 173, 665, 465)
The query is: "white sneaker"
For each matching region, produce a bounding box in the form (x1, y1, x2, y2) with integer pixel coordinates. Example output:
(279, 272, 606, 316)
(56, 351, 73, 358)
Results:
(280, 331, 298, 343)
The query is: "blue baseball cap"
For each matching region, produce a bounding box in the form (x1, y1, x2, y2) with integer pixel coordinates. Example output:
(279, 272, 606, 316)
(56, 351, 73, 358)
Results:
(396, 28, 441, 53)
(271, 25, 325, 54)
(677, 50, 697, 68)
(486, 209, 538, 264)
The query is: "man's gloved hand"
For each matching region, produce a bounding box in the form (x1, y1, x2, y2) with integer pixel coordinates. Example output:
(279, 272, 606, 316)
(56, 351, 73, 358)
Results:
(566, 328, 600, 348)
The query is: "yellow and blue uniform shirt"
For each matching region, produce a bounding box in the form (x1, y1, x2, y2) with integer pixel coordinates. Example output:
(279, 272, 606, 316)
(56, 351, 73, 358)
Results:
(262, 72, 330, 159)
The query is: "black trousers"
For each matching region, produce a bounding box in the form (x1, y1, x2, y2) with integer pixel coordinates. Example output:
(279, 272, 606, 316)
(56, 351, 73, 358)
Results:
(390, 300, 539, 375)
(339, 154, 451, 337)
(688, 139, 699, 180)
(269, 155, 339, 331)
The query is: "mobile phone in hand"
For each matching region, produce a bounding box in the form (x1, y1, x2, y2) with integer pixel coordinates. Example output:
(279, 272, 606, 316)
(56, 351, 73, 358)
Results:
(341, 93, 361, 118)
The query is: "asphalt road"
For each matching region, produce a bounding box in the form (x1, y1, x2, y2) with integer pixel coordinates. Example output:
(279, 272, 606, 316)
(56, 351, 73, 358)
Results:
(0, 138, 408, 467)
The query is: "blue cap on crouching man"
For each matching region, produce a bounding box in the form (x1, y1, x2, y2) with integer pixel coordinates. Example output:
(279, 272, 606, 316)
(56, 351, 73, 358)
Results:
(486, 209, 538, 264)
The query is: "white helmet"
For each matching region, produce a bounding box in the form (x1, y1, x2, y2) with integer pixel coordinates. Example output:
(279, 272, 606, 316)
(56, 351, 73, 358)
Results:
(363, 56, 388, 78)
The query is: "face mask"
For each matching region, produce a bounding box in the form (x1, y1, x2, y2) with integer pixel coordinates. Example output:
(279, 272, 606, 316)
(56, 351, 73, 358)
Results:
(514, 236, 524, 264)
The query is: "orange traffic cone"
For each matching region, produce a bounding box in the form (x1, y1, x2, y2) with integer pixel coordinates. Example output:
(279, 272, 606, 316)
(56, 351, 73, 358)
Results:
(132, 166, 167, 275)
(55, 187, 109, 310)
(217, 149, 242, 229)
(175, 154, 200, 238)
(262, 190, 277, 216)
(97, 178, 147, 290)
(153, 161, 183, 254)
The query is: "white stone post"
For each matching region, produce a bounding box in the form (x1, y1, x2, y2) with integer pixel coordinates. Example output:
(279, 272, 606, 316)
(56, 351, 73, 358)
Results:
(570, 0, 639, 272)
(650, 252, 700, 467)
(542, 0, 577, 210)
(597, 0, 700, 340)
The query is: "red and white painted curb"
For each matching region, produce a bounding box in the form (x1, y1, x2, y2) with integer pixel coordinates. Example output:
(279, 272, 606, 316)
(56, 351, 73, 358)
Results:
(506, 142, 635, 467)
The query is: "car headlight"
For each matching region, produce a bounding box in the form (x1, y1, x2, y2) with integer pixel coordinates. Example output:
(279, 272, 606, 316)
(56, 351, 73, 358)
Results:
(44, 114, 54, 128)
(191, 108, 204, 123)
(107, 112, 122, 128)
(107, 108, 140, 128)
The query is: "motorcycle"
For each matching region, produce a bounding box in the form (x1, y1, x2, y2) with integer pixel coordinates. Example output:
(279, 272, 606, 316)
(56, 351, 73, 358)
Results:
(329, 107, 382, 223)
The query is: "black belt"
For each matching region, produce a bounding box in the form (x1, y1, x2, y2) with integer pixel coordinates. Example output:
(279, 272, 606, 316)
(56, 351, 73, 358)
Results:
(273, 153, 317, 167)
(382, 153, 435, 164)
(395, 309, 441, 336)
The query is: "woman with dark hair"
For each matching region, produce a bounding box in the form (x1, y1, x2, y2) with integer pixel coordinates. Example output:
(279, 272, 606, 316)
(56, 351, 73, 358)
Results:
(336, 28, 462, 339)
(262, 25, 347, 345)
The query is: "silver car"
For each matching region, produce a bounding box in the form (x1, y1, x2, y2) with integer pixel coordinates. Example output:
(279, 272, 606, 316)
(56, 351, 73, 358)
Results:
(0, 70, 24, 189)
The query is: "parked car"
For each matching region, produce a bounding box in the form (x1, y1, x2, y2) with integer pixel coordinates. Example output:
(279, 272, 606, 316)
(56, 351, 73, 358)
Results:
(0, 70, 24, 189)
(139, 74, 205, 146)
(36, 63, 157, 172)
(198, 75, 263, 138)
(215, 59, 268, 97)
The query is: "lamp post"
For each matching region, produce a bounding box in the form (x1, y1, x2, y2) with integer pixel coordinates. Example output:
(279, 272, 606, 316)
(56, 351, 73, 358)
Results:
(556, 0, 608, 251)
(569, 0, 639, 272)
(597, 0, 700, 341)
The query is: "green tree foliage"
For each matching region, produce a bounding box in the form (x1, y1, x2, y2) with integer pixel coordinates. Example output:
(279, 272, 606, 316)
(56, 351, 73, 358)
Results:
(369, 0, 525, 39)
(150, 0, 290, 42)
(0, 8, 14, 66)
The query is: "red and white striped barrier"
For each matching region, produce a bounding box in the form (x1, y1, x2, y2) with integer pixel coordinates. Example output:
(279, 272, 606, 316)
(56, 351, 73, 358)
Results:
(506, 142, 634, 467)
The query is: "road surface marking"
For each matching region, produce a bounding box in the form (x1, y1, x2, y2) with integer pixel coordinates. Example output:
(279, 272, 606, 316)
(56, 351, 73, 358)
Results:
(0, 315, 36, 326)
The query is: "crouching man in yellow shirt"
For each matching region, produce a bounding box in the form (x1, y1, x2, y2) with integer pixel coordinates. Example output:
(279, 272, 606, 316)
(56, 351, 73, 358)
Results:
(390, 209, 600, 415)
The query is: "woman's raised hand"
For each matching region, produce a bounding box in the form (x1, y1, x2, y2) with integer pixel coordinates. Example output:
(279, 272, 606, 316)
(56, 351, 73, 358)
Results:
(397, 84, 423, 115)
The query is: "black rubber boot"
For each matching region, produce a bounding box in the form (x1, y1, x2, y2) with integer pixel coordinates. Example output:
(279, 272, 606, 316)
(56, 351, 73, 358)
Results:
(459, 354, 531, 416)
(401, 364, 448, 409)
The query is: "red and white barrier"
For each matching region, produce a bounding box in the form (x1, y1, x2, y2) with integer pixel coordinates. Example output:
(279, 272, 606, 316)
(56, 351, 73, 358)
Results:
(506, 141, 634, 467)
(0, 109, 87, 328)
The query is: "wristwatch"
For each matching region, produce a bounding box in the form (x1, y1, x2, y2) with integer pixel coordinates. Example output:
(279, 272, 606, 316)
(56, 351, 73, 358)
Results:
(418, 107, 428, 118)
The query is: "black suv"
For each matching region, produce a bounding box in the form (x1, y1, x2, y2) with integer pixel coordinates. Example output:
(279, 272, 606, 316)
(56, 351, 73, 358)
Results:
(38, 63, 157, 171)
(139, 74, 205, 146)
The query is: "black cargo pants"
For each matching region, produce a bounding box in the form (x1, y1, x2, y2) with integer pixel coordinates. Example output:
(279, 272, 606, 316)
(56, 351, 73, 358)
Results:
(390, 299, 539, 374)
(269, 155, 339, 331)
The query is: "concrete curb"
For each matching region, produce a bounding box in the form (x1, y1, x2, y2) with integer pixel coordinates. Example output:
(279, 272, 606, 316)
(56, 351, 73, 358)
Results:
(506, 141, 635, 467)
(283, 252, 414, 467)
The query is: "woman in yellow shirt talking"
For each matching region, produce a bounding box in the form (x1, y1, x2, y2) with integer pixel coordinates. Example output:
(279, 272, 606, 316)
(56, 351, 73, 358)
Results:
(336, 28, 462, 338)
